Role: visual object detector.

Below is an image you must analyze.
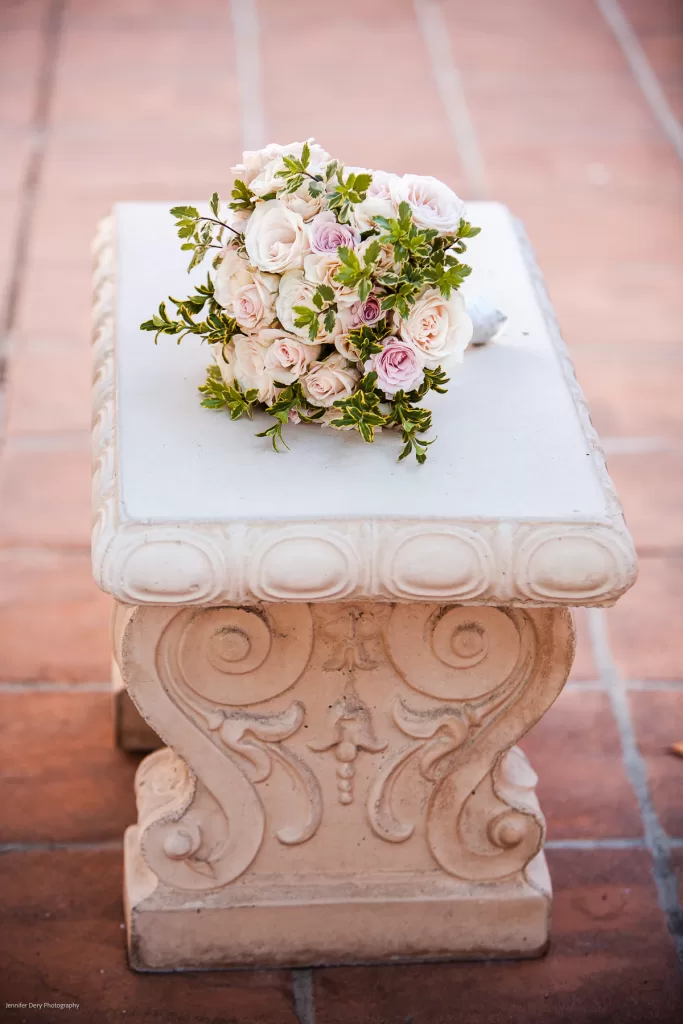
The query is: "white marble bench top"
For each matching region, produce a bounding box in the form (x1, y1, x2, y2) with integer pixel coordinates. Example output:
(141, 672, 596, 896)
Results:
(91, 201, 636, 607)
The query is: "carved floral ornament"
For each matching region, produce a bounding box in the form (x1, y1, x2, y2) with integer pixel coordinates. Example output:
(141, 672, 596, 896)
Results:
(118, 600, 573, 892)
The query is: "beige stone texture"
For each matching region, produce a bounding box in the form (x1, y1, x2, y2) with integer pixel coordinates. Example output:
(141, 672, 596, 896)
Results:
(115, 601, 574, 969)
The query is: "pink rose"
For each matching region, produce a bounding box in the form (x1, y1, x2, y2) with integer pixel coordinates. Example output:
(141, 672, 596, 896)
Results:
(365, 337, 425, 397)
(307, 211, 360, 255)
(356, 294, 384, 326)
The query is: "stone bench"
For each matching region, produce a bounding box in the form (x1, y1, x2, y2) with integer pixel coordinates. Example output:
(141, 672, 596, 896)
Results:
(91, 201, 636, 971)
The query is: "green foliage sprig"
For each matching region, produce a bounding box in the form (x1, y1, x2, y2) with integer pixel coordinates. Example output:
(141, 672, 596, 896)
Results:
(327, 168, 372, 224)
(170, 193, 243, 271)
(256, 381, 325, 451)
(375, 206, 479, 313)
(330, 372, 387, 443)
(198, 364, 258, 418)
(346, 320, 392, 362)
(140, 276, 241, 346)
(273, 141, 326, 199)
(334, 239, 381, 301)
(292, 284, 338, 342)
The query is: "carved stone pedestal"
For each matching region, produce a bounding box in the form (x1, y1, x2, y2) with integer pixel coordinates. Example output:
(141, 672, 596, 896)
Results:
(93, 201, 636, 969)
(116, 602, 573, 969)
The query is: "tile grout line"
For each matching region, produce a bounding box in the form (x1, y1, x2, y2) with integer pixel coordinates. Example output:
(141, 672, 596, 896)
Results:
(0, 0, 64, 408)
(587, 607, 683, 967)
(0, 840, 124, 854)
(596, 0, 683, 165)
(0, 681, 113, 693)
(292, 969, 316, 1024)
(3, 837, 681, 857)
(3, 678, 683, 695)
(413, 0, 490, 199)
(230, 0, 268, 152)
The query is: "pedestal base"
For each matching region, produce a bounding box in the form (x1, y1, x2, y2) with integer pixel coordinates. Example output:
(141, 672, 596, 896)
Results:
(115, 602, 574, 972)
(124, 826, 551, 970)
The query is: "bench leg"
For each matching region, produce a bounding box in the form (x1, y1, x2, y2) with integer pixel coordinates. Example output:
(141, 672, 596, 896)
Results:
(115, 600, 574, 971)
(113, 658, 162, 753)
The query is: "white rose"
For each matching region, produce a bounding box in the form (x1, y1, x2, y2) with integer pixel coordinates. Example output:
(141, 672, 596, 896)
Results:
(352, 169, 401, 233)
(301, 352, 361, 408)
(303, 252, 356, 307)
(391, 174, 466, 235)
(231, 143, 288, 187)
(245, 200, 309, 273)
(276, 270, 322, 340)
(261, 329, 321, 384)
(233, 335, 278, 404)
(397, 288, 473, 368)
(213, 248, 278, 332)
(281, 187, 325, 222)
(248, 140, 331, 197)
(212, 340, 237, 385)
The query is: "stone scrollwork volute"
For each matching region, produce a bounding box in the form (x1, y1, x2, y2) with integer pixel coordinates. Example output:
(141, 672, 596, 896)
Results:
(118, 603, 317, 893)
(371, 604, 573, 881)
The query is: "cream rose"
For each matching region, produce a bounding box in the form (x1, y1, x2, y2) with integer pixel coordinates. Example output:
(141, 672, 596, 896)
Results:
(231, 143, 288, 187)
(213, 248, 278, 332)
(352, 169, 401, 233)
(233, 335, 279, 404)
(248, 140, 331, 198)
(303, 252, 356, 307)
(275, 270, 322, 340)
(301, 352, 361, 408)
(391, 174, 466, 235)
(281, 187, 325, 222)
(261, 329, 321, 384)
(245, 200, 309, 273)
(398, 288, 473, 368)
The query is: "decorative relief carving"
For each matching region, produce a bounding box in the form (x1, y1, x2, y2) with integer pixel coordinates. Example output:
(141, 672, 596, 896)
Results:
(165, 604, 314, 706)
(310, 692, 386, 805)
(119, 601, 574, 901)
(135, 746, 246, 891)
(366, 605, 572, 882)
(514, 524, 635, 603)
(202, 702, 322, 844)
(249, 527, 360, 602)
(379, 525, 494, 601)
(93, 215, 635, 608)
(118, 604, 319, 892)
(308, 604, 389, 804)
(314, 604, 389, 671)
(368, 699, 480, 842)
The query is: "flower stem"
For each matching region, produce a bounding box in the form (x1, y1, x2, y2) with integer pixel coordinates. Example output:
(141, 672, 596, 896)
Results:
(199, 215, 243, 238)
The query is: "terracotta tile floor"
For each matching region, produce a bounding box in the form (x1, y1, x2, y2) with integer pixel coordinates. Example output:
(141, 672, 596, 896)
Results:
(0, 1, 681, 1021)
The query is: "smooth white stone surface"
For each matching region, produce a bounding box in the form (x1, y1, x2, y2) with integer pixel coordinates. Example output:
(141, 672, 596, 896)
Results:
(91, 202, 636, 606)
(115, 202, 603, 523)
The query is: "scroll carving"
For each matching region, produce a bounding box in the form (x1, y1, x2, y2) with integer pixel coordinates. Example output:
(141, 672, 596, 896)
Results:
(370, 605, 574, 881)
(116, 603, 317, 893)
(118, 600, 573, 896)
(202, 702, 322, 844)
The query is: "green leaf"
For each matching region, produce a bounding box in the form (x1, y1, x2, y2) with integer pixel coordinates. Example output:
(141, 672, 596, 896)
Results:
(170, 205, 199, 219)
(323, 308, 336, 334)
(229, 179, 256, 212)
(209, 192, 220, 217)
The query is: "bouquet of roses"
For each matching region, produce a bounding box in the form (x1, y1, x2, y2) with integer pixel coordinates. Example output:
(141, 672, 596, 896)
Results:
(141, 140, 480, 463)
